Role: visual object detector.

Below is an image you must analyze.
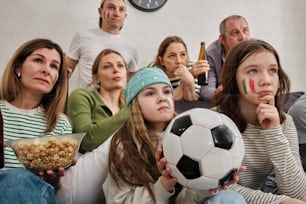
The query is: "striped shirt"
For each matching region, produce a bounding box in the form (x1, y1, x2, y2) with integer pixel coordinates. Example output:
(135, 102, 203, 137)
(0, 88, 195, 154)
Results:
(169, 76, 201, 99)
(1, 100, 72, 169)
(229, 114, 306, 203)
(148, 62, 201, 100)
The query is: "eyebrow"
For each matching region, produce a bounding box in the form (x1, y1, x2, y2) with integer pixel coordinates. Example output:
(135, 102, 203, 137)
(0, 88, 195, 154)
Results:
(31, 53, 60, 65)
(242, 63, 278, 70)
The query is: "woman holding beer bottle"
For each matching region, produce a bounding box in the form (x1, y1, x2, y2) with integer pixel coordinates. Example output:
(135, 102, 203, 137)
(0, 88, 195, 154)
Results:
(153, 36, 209, 101)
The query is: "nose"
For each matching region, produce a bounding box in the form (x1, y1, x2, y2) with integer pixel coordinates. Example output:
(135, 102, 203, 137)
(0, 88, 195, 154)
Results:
(238, 31, 248, 41)
(175, 55, 183, 64)
(113, 65, 120, 73)
(113, 8, 120, 16)
(41, 64, 51, 74)
(259, 72, 271, 87)
(157, 92, 167, 103)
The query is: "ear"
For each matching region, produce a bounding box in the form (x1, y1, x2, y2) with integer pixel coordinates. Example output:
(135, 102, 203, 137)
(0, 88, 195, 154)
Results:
(15, 66, 21, 75)
(158, 56, 164, 66)
(98, 8, 103, 18)
(92, 74, 98, 82)
(219, 34, 225, 46)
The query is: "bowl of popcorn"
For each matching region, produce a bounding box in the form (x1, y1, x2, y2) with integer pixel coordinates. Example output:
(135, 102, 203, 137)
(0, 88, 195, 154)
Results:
(6, 133, 85, 171)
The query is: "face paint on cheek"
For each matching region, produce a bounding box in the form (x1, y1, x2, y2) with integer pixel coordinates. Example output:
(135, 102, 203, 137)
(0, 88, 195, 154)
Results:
(242, 78, 256, 94)
(104, 11, 110, 19)
(166, 98, 172, 108)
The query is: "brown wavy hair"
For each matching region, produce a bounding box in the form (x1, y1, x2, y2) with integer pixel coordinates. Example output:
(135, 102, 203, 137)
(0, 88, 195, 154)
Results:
(0, 38, 68, 133)
(212, 39, 290, 132)
(154, 36, 189, 71)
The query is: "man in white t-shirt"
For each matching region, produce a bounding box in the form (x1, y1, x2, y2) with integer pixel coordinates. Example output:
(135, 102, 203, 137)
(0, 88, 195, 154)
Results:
(66, 0, 139, 88)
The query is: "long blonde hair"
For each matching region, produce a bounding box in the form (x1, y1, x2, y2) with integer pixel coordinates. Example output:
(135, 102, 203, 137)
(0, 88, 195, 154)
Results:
(109, 99, 171, 202)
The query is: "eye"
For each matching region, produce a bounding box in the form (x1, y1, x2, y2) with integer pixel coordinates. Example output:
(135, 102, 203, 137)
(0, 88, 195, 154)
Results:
(108, 5, 115, 10)
(34, 58, 43, 64)
(102, 64, 111, 70)
(168, 54, 176, 60)
(243, 28, 249, 34)
(247, 69, 257, 74)
(230, 31, 239, 36)
(163, 88, 172, 95)
(117, 63, 125, 69)
(269, 68, 278, 74)
(145, 90, 154, 96)
(50, 63, 59, 70)
(180, 53, 187, 58)
(119, 7, 126, 12)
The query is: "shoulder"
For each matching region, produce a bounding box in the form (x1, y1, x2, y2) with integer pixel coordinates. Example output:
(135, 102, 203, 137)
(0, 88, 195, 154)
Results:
(75, 28, 99, 36)
(69, 88, 95, 98)
(58, 113, 71, 124)
(207, 39, 222, 52)
(288, 94, 306, 114)
(281, 113, 297, 134)
(0, 100, 6, 111)
(283, 113, 294, 126)
(68, 88, 101, 105)
(71, 28, 102, 43)
(52, 113, 72, 133)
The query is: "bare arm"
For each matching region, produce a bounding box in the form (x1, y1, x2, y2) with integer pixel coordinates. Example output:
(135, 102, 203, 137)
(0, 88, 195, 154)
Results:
(66, 56, 78, 77)
(174, 66, 197, 101)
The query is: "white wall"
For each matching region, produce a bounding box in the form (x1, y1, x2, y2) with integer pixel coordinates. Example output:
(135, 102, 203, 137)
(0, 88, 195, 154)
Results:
(0, 0, 305, 92)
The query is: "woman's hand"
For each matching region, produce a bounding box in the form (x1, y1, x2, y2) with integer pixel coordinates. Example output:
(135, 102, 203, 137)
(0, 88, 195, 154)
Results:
(156, 146, 177, 193)
(208, 165, 246, 195)
(281, 198, 306, 204)
(256, 94, 280, 129)
(189, 60, 210, 78)
(38, 167, 65, 190)
(37, 159, 77, 190)
(174, 65, 194, 85)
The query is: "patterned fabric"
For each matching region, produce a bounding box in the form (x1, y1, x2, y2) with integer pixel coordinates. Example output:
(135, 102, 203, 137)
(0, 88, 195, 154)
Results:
(229, 115, 306, 203)
(1, 100, 72, 169)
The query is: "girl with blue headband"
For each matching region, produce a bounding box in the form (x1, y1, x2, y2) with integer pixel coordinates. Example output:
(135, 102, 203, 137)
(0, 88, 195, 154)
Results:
(103, 67, 246, 204)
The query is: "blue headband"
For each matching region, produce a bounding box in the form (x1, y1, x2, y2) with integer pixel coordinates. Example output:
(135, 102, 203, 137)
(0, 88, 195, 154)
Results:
(125, 67, 173, 105)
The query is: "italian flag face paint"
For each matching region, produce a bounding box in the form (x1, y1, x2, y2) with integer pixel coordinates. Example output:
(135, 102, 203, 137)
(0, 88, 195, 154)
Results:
(166, 98, 172, 108)
(104, 11, 110, 19)
(242, 78, 256, 94)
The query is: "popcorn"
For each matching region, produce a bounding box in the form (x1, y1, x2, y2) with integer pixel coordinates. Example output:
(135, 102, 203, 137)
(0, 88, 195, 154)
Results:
(11, 136, 80, 170)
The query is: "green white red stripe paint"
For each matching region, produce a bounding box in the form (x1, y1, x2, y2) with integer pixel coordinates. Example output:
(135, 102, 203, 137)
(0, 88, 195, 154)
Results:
(242, 78, 256, 94)
(104, 11, 110, 18)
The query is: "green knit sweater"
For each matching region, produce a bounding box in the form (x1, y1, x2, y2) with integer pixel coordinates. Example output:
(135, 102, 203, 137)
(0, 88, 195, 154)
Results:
(67, 88, 128, 153)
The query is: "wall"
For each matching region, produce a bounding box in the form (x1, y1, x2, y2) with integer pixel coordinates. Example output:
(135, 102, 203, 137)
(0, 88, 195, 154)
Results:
(0, 0, 305, 92)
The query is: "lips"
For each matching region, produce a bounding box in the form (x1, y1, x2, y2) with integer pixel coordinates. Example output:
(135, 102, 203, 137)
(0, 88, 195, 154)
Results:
(35, 78, 50, 84)
(113, 76, 122, 81)
(258, 90, 272, 96)
(158, 106, 169, 111)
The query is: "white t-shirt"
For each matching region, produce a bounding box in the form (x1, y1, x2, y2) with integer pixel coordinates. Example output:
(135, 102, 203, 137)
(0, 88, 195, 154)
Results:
(68, 28, 139, 88)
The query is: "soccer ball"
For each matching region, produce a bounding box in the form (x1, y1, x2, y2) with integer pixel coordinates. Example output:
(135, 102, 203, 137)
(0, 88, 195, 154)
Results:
(162, 108, 244, 190)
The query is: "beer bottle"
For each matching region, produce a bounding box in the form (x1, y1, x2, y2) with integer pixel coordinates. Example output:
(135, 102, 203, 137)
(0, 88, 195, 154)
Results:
(197, 41, 208, 85)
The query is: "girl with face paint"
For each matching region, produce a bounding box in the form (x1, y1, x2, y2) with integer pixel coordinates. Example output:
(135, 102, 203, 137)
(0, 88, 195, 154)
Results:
(213, 39, 306, 203)
(103, 67, 246, 204)
(0, 38, 72, 203)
